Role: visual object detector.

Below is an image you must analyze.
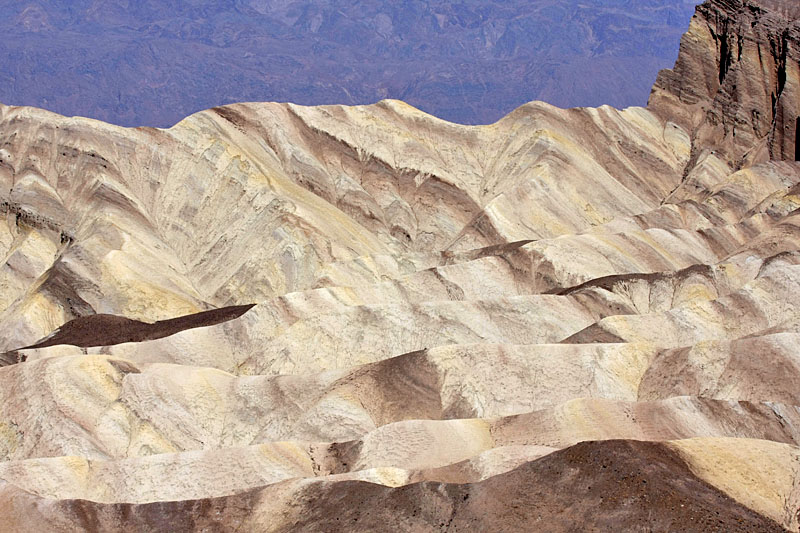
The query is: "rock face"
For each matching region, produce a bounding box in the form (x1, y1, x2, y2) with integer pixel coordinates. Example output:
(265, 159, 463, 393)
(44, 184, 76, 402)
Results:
(0, 0, 799, 531)
(650, 0, 800, 166)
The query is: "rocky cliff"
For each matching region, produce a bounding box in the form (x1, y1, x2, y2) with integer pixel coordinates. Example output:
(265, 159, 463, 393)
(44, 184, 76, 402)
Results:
(650, 0, 800, 166)
(0, 0, 799, 531)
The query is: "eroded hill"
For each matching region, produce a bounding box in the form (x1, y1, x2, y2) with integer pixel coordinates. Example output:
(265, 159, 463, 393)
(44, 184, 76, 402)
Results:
(0, 0, 799, 531)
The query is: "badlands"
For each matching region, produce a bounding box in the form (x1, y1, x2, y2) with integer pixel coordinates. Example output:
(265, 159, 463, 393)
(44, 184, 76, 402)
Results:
(0, 0, 800, 530)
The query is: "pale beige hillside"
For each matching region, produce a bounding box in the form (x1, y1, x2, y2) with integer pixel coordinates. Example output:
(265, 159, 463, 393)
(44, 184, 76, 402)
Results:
(0, 0, 799, 531)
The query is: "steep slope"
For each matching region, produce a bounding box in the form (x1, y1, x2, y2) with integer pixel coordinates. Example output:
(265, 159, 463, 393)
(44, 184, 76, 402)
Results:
(0, 0, 800, 531)
(650, 0, 800, 165)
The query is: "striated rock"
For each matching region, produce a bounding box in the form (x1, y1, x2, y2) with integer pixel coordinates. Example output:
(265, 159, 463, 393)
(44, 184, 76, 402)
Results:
(1, 0, 800, 531)
(650, 0, 800, 168)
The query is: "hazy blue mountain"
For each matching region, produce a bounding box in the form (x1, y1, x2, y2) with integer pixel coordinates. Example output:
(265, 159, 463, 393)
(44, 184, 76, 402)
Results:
(0, 1, 700, 126)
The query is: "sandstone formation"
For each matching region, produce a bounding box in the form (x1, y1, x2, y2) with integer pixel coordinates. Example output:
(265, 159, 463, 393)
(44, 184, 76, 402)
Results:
(0, 0, 799, 531)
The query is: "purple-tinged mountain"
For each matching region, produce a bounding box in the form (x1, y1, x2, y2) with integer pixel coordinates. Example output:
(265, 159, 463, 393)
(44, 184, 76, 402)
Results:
(1, 0, 698, 127)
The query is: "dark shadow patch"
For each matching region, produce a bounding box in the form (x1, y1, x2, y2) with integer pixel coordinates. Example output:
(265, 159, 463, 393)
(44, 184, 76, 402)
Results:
(795, 116, 799, 161)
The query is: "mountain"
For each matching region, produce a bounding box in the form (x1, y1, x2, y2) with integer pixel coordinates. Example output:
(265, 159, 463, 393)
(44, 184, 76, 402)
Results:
(0, 0, 800, 530)
(0, 0, 699, 126)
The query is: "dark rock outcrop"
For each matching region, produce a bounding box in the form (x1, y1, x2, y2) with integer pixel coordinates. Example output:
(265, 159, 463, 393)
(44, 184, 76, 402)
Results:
(650, 0, 800, 166)
(17, 304, 254, 352)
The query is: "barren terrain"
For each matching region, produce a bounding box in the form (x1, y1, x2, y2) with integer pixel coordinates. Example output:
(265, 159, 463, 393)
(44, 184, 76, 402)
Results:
(0, 0, 799, 530)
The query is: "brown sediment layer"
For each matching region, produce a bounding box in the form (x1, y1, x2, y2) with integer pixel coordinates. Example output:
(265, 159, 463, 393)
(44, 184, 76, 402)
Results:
(287, 440, 789, 532)
(20, 304, 254, 350)
(0, 440, 786, 532)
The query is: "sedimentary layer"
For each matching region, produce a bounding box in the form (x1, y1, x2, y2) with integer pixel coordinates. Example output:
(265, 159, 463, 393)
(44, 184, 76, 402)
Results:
(0, 0, 799, 530)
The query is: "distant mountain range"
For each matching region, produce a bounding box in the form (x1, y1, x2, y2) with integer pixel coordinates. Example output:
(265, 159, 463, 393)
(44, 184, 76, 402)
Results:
(0, 0, 699, 127)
